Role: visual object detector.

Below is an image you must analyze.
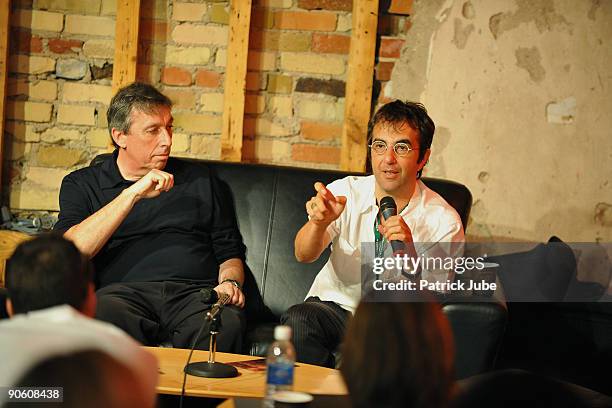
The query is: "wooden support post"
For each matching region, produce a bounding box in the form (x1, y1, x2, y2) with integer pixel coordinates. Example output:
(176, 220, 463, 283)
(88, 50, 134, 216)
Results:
(220, 0, 252, 162)
(0, 1, 10, 196)
(112, 0, 141, 93)
(340, 0, 379, 172)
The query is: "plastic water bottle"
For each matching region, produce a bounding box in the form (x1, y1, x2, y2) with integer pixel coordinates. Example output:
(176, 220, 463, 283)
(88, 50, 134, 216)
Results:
(264, 325, 295, 407)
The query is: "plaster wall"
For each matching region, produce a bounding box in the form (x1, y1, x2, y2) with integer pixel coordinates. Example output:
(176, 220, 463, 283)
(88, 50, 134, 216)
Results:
(390, 0, 611, 242)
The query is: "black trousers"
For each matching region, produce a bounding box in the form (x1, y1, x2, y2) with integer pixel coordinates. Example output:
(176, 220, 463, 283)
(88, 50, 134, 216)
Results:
(280, 297, 351, 368)
(95, 281, 245, 352)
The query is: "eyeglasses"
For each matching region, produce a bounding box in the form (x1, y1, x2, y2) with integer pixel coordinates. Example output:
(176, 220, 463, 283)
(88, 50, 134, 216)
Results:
(369, 140, 419, 157)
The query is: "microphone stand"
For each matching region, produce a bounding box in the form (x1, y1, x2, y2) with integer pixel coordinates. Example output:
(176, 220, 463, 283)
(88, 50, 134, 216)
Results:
(183, 303, 239, 378)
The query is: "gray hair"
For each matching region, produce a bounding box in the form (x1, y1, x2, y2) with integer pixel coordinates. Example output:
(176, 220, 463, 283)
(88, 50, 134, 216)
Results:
(107, 82, 172, 148)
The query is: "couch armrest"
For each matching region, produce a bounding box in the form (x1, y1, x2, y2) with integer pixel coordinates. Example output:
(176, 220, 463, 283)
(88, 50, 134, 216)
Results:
(442, 300, 507, 379)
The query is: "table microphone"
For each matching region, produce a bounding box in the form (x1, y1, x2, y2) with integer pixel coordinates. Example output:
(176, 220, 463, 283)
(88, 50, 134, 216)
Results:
(207, 293, 230, 321)
(199, 288, 230, 321)
(200, 287, 217, 303)
(379, 196, 407, 254)
(181, 288, 238, 387)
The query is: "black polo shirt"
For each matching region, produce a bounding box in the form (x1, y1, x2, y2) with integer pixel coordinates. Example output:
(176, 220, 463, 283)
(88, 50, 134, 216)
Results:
(54, 151, 246, 288)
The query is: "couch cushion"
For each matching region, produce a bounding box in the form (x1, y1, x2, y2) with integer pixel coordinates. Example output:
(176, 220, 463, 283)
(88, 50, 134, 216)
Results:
(210, 162, 353, 317)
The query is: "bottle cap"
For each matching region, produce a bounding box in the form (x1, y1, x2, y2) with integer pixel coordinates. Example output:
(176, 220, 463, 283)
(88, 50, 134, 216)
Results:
(274, 325, 292, 341)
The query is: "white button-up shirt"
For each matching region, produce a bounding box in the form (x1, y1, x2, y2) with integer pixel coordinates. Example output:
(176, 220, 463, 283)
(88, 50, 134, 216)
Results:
(306, 175, 465, 313)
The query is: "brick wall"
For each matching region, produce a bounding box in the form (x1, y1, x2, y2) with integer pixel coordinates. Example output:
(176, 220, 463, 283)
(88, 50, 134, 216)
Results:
(4, 0, 407, 213)
(6, 0, 117, 211)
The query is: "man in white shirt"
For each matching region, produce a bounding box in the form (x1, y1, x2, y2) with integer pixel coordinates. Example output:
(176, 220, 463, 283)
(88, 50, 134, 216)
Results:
(282, 100, 465, 367)
(1, 234, 157, 407)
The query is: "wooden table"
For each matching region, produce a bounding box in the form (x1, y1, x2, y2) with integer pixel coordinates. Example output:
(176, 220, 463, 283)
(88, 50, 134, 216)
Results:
(146, 347, 348, 399)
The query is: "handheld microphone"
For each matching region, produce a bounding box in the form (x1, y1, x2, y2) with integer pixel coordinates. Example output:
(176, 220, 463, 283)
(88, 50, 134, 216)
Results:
(379, 196, 407, 254)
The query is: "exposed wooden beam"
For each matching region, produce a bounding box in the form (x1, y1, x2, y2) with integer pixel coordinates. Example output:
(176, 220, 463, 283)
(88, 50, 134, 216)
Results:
(341, 0, 379, 172)
(112, 0, 141, 93)
(220, 0, 252, 162)
(0, 1, 10, 196)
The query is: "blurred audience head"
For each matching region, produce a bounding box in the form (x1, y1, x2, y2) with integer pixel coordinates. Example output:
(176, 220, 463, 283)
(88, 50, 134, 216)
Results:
(340, 291, 455, 408)
(15, 349, 152, 408)
(5, 233, 95, 317)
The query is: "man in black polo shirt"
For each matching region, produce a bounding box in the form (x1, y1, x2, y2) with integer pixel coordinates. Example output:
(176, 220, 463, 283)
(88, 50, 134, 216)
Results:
(54, 82, 246, 351)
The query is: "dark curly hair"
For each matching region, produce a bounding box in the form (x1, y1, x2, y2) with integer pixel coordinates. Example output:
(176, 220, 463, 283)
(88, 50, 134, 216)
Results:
(367, 100, 435, 178)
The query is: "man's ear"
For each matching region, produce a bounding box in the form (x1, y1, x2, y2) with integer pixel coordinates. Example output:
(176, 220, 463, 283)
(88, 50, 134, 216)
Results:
(6, 298, 13, 318)
(111, 128, 127, 149)
(418, 149, 431, 171)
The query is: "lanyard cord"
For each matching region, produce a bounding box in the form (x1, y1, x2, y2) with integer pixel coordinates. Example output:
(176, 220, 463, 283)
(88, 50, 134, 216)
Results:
(374, 215, 385, 258)
(374, 201, 410, 259)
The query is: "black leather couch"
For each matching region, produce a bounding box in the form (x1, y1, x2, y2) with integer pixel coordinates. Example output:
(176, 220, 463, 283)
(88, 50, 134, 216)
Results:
(201, 159, 506, 379)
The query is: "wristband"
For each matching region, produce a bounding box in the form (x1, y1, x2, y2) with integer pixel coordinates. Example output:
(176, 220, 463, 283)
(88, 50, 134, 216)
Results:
(221, 279, 242, 290)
